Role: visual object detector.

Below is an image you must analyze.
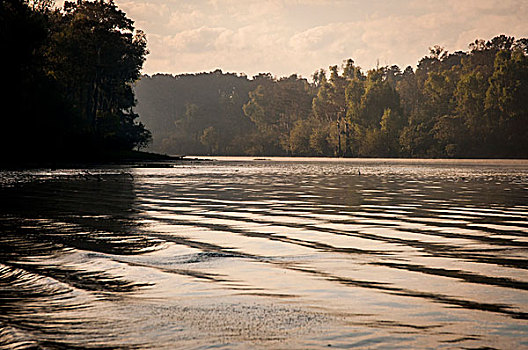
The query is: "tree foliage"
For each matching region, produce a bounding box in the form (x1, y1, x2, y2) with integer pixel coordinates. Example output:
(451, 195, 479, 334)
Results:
(1, 0, 150, 163)
(136, 35, 528, 158)
(134, 70, 256, 155)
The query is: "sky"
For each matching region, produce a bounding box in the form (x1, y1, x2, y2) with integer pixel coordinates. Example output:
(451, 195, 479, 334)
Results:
(104, 0, 528, 78)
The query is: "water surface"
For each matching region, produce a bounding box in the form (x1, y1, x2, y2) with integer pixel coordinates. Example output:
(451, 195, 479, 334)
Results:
(1, 158, 528, 349)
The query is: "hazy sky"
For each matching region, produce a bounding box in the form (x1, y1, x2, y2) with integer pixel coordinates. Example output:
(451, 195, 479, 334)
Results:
(109, 0, 527, 78)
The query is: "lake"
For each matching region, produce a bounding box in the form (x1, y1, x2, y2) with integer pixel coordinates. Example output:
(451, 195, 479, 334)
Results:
(1, 158, 527, 349)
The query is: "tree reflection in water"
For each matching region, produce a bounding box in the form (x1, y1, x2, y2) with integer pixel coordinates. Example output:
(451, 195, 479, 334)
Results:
(0, 173, 162, 349)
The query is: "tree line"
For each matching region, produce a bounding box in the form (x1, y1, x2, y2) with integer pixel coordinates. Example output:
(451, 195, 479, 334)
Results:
(135, 71, 255, 156)
(136, 34, 528, 158)
(2, 0, 151, 163)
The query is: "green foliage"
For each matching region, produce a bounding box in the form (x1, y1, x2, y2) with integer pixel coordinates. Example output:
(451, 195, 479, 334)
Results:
(135, 71, 257, 155)
(396, 35, 528, 158)
(309, 119, 332, 156)
(200, 126, 219, 154)
(5, 4, 524, 160)
(344, 67, 403, 157)
(432, 115, 466, 157)
(1, 0, 150, 163)
(288, 119, 313, 155)
(1, 0, 66, 160)
(243, 74, 314, 155)
(484, 49, 528, 157)
(135, 34, 528, 158)
(51, 0, 149, 150)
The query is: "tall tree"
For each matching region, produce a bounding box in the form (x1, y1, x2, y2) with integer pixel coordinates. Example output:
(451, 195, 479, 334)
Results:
(485, 49, 528, 157)
(348, 68, 403, 157)
(243, 74, 313, 155)
(1, 0, 73, 160)
(48, 0, 150, 151)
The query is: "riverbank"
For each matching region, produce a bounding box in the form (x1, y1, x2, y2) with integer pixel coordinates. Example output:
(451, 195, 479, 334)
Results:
(0, 150, 191, 170)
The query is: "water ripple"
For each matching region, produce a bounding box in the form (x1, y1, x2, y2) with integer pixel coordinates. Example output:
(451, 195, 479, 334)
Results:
(1, 159, 528, 349)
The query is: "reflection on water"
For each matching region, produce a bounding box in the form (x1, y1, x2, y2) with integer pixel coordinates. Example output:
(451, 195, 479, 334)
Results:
(1, 159, 528, 349)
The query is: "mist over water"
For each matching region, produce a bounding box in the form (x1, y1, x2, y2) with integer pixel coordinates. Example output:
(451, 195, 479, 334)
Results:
(1, 158, 528, 349)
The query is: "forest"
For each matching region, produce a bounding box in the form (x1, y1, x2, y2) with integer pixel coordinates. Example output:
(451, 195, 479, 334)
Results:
(3, 0, 527, 160)
(2, 0, 151, 163)
(136, 35, 528, 158)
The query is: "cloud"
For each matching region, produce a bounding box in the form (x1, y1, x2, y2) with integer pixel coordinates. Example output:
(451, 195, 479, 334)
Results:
(167, 11, 209, 32)
(165, 27, 230, 53)
(117, 1, 170, 31)
(290, 23, 358, 52)
(110, 0, 528, 78)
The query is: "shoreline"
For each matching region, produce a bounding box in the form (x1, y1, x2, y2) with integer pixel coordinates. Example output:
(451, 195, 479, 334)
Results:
(0, 150, 209, 170)
(3, 152, 528, 170)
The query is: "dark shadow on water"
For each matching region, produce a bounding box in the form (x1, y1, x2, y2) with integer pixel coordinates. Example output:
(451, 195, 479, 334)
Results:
(0, 174, 162, 349)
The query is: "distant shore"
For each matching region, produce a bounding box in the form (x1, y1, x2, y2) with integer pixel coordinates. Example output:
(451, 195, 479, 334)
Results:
(4, 152, 527, 170)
